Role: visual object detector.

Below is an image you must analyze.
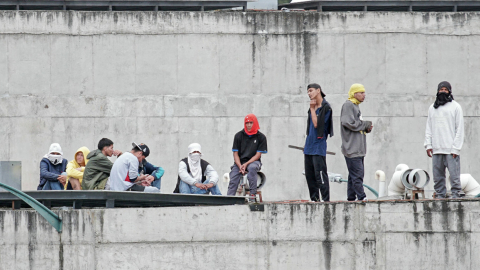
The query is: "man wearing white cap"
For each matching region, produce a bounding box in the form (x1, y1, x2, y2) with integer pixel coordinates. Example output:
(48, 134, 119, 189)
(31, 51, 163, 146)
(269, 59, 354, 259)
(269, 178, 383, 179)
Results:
(174, 143, 221, 195)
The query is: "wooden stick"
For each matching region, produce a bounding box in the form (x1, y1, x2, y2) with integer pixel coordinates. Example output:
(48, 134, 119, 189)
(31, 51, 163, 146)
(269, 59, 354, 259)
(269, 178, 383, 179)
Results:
(288, 145, 336, 155)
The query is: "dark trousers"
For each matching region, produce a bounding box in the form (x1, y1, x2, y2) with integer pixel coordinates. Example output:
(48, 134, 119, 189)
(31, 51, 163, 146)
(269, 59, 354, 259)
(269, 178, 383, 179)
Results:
(304, 155, 329, 202)
(345, 156, 366, 201)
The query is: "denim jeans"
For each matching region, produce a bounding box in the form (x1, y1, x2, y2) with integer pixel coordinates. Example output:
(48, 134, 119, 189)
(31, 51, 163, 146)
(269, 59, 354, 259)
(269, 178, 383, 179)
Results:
(152, 177, 162, 191)
(42, 181, 64, 190)
(179, 179, 222, 195)
(42, 172, 67, 190)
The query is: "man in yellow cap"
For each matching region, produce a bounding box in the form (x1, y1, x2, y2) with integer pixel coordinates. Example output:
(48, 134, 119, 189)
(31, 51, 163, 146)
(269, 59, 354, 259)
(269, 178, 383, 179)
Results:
(340, 83, 373, 201)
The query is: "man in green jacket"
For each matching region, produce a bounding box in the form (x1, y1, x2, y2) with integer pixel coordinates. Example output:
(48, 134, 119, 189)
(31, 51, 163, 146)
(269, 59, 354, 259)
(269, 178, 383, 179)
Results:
(81, 138, 122, 190)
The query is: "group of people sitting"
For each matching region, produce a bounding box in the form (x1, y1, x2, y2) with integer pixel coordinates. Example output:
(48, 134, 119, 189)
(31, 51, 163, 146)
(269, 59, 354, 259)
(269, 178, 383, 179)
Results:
(37, 114, 268, 201)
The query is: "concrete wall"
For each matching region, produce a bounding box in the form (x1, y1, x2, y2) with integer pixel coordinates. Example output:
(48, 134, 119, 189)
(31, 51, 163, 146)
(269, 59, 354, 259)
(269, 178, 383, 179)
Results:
(1, 200, 479, 269)
(0, 11, 479, 200)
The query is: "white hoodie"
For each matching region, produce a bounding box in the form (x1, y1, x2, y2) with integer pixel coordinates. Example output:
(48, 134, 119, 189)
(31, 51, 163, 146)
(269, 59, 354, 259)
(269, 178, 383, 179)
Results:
(424, 100, 464, 155)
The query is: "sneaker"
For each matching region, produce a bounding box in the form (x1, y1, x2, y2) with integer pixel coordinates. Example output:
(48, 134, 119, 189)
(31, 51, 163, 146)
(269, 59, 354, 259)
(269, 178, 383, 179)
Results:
(248, 194, 256, 203)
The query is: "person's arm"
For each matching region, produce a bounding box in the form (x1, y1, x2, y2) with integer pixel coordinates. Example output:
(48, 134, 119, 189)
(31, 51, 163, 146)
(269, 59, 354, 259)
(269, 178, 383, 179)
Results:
(205, 165, 219, 186)
(40, 160, 61, 181)
(233, 152, 242, 169)
(232, 132, 242, 169)
(424, 106, 433, 157)
(97, 157, 114, 174)
(243, 152, 262, 167)
(128, 160, 139, 183)
(340, 103, 371, 132)
(451, 105, 464, 156)
(66, 162, 83, 179)
(310, 100, 318, 128)
(178, 161, 197, 186)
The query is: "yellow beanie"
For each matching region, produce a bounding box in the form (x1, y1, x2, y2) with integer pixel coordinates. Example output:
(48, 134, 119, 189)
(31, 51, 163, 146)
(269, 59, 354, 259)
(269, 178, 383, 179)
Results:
(348, 84, 365, 105)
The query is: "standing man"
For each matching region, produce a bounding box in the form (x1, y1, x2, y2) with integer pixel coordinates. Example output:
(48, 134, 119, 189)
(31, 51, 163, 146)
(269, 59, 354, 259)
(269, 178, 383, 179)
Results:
(424, 81, 464, 199)
(227, 114, 267, 202)
(303, 83, 334, 202)
(340, 84, 373, 201)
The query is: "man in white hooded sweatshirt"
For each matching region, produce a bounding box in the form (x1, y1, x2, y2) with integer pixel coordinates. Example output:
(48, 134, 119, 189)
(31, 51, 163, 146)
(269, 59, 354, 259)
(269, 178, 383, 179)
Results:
(424, 81, 464, 199)
(174, 143, 221, 195)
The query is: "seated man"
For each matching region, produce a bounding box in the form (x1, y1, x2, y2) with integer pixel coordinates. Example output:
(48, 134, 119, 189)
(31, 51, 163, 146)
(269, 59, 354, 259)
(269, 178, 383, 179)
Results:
(38, 143, 68, 190)
(109, 142, 159, 192)
(82, 138, 122, 190)
(227, 114, 267, 201)
(65, 146, 90, 190)
(139, 159, 164, 191)
(174, 143, 221, 195)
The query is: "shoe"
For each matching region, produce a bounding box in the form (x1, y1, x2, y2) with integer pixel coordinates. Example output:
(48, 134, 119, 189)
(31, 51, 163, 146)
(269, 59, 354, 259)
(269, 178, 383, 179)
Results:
(248, 194, 256, 203)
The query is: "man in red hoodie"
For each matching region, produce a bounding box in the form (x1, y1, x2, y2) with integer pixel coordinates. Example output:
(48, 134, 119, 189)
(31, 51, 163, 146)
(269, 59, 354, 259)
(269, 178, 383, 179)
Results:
(227, 114, 268, 201)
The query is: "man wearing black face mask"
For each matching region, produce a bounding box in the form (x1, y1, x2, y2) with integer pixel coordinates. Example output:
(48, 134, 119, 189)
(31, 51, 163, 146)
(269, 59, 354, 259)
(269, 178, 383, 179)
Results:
(424, 81, 464, 199)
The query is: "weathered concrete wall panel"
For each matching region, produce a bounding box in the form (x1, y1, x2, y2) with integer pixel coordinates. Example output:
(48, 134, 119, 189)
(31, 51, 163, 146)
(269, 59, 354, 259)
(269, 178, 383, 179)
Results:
(0, 11, 478, 201)
(1, 200, 479, 269)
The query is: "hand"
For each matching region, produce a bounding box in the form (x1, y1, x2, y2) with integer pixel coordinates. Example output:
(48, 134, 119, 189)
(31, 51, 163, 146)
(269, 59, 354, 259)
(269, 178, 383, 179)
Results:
(310, 99, 316, 109)
(205, 183, 214, 189)
(195, 183, 206, 189)
(426, 149, 433, 158)
(137, 174, 147, 182)
(146, 175, 155, 184)
(240, 164, 248, 175)
(57, 174, 67, 185)
(76, 167, 83, 172)
(113, 150, 122, 156)
(452, 154, 458, 158)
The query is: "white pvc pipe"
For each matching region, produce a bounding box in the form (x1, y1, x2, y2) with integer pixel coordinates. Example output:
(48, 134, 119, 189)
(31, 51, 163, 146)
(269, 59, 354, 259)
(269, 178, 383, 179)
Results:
(459, 174, 480, 197)
(387, 164, 410, 196)
(375, 170, 386, 197)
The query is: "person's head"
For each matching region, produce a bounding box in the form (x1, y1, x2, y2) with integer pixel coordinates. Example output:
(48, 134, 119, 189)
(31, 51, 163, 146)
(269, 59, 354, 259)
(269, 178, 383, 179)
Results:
(307, 83, 325, 100)
(348, 84, 366, 103)
(76, 152, 85, 165)
(188, 143, 202, 163)
(244, 114, 260, 135)
(98, 138, 114, 157)
(437, 81, 452, 94)
(131, 142, 150, 163)
(74, 146, 90, 166)
(46, 143, 63, 165)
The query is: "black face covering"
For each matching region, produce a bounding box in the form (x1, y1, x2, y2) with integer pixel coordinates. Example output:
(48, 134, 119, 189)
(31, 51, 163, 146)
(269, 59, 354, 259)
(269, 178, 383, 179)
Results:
(434, 92, 453, 109)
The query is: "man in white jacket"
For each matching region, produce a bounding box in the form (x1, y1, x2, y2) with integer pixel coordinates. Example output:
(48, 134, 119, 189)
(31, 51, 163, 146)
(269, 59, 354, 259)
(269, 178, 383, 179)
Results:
(424, 81, 464, 199)
(174, 143, 221, 195)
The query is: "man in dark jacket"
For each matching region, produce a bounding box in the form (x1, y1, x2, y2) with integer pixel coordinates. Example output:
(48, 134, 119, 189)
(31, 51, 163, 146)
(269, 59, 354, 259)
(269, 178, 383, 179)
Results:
(138, 159, 164, 190)
(38, 143, 68, 190)
(303, 83, 333, 202)
(81, 138, 122, 190)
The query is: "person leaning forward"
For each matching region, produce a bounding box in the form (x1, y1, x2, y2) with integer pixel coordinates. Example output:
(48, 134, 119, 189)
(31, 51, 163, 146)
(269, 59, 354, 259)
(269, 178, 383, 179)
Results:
(340, 84, 373, 201)
(227, 114, 267, 201)
(81, 138, 122, 190)
(424, 81, 464, 199)
(304, 83, 334, 202)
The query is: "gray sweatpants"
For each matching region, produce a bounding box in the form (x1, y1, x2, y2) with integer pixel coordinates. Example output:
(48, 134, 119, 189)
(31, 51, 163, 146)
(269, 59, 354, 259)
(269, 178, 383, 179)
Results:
(227, 161, 261, 196)
(432, 154, 461, 198)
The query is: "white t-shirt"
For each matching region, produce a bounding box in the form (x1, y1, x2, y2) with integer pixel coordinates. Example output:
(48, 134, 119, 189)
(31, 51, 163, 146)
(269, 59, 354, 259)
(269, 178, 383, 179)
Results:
(109, 152, 139, 191)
